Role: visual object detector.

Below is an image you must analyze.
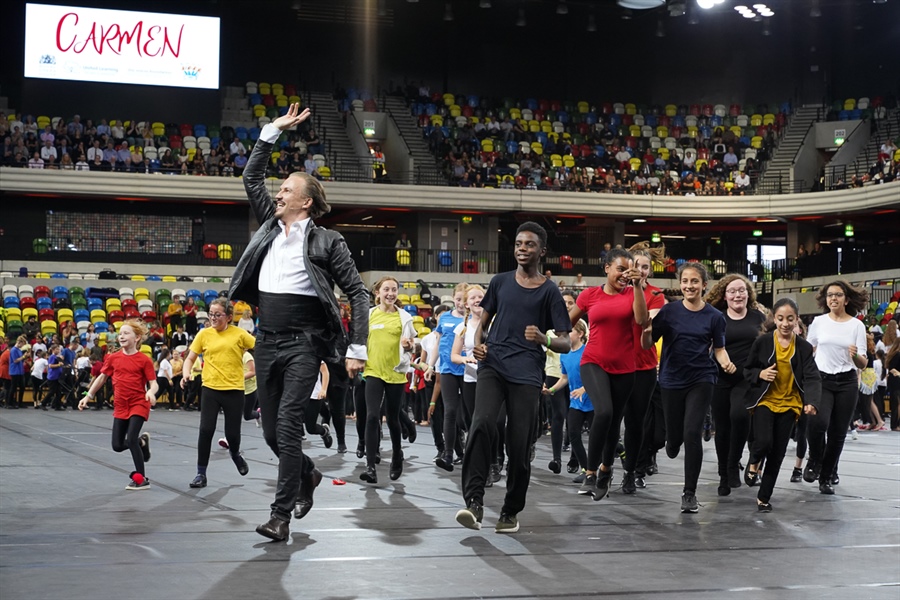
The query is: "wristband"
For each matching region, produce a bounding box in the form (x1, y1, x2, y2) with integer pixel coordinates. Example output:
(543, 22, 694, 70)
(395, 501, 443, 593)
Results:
(86, 393, 94, 401)
(429, 402, 436, 406)
(549, 387, 555, 394)
(546, 334, 551, 349)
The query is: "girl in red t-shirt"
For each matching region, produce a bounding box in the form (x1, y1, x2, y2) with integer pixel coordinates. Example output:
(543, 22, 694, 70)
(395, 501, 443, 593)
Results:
(568, 248, 647, 501)
(79, 319, 159, 490)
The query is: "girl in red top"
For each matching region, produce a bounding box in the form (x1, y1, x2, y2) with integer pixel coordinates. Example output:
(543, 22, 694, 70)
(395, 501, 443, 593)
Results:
(79, 319, 158, 490)
(568, 248, 648, 500)
(623, 242, 668, 493)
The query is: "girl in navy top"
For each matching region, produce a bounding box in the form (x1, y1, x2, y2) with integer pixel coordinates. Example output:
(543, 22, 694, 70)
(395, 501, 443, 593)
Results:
(642, 262, 735, 513)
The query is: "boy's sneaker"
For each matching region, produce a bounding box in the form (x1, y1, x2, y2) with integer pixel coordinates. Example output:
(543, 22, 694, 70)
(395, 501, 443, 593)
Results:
(490, 462, 502, 483)
(681, 491, 699, 513)
(455, 499, 484, 531)
(139, 432, 151, 463)
(218, 437, 229, 450)
(573, 471, 586, 484)
(495, 513, 519, 533)
(320, 423, 333, 449)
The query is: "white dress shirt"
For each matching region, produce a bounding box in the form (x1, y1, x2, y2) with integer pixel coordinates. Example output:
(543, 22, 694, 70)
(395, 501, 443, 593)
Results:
(259, 217, 317, 296)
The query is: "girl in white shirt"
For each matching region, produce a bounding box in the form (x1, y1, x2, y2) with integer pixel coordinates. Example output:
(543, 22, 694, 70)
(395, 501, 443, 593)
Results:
(805, 280, 869, 495)
(30, 350, 49, 407)
(156, 347, 174, 408)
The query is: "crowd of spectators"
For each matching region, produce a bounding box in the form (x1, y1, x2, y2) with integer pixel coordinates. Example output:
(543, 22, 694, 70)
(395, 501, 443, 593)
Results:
(0, 112, 328, 180)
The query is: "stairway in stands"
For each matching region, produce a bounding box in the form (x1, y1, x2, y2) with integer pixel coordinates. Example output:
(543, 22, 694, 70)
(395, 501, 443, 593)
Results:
(758, 105, 824, 193)
(382, 96, 447, 186)
(0, 86, 16, 123)
(305, 92, 359, 179)
(845, 108, 900, 179)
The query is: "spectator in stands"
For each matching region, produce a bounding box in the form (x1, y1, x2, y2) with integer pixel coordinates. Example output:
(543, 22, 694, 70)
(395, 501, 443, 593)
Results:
(303, 152, 317, 177)
(59, 153, 74, 170)
(116, 143, 131, 171)
(40, 125, 54, 144)
(880, 139, 897, 162)
(233, 148, 248, 177)
(96, 119, 110, 138)
(723, 147, 739, 171)
(67, 115, 84, 137)
(229, 137, 244, 157)
(395, 232, 412, 249)
(303, 127, 323, 154)
(276, 150, 292, 177)
(102, 142, 118, 170)
(75, 154, 89, 171)
(191, 152, 207, 176)
(87, 139, 103, 163)
(57, 138, 71, 160)
(160, 148, 176, 173)
(40, 139, 57, 166)
(110, 121, 125, 141)
(130, 146, 142, 165)
(206, 149, 222, 176)
(221, 152, 234, 176)
(28, 152, 44, 169)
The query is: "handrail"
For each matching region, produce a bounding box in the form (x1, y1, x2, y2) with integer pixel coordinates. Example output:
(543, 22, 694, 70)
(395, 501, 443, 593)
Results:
(384, 105, 413, 157)
(790, 121, 816, 167)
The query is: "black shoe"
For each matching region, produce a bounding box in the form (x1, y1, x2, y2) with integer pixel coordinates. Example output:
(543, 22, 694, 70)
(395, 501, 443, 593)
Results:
(727, 466, 742, 489)
(635, 475, 646, 489)
(140, 432, 151, 463)
(453, 455, 464, 465)
(566, 457, 579, 474)
(622, 471, 636, 495)
(337, 443, 347, 454)
(665, 442, 680, 460)
(455, 499, 483, 531)
(375, 449, 382, 465)
(189, 474, 207, 488)
(360, 466, 377, 483)
(802, 462, 819, 483)
(548, 459, 561, 474)
(389, 452, 403, 481)
(819, 481, 835, 495)
(573, 472, 586, 484)
(233, 453, 249, 476)
(790, 468, 803, 483)
(408, 427, 417, 444)
(757, 501, 773, 512)
(562, 443, 570, 453)
(495, 512, 519, 533)
(433, 451, 443, 463)
(647, 453, 658, 476)
(256, 517, 289, 541)
(295, 468, 323, 519)
(717, 476, 731, 497)
(744, 467, 760, 487)
(578, 473, 597, 495)
(681, 491, 699, 513)
(592, 468, 612, 501)
(320, 424, 333, 449)
(435, 452, 454, 472)
(356, 443, 365, 459)
(490, 462, 502, 483)
(529, 444, 535, 463)
(831, 473, 839, 486)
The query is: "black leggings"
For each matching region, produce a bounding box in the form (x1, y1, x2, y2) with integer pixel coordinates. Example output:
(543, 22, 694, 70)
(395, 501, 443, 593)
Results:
(8, 374, 26, 407)
(711, 382, 750, 476)
(197, 387, 244, 468)
(32, 375, 45, 404)
(112, 415, 147, 475)
(243, 390, 259, 421)
(581, 363, 634, 471)
(794, 412, 809, 460)
(636, 379, 665, 475)
(156, 377, 171, 405)
(890, 389, 900, 431)
(325, 361, 349, 444)
(808, 375, 857, 483)
(172, 375, 184, 407)
(750, 406, 796, 504)
(546, 375, 569, 463)
(440, 373, 465, 459)
(462, 380, 477, 431)
(360, 377, 405, 467)
(662, 382, 713, 493)
(624, 369, 655, 472)
(567, 409, 594, 469)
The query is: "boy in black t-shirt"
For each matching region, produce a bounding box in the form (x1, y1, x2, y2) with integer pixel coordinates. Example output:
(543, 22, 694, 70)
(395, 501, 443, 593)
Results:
(455, 222, 572, 533)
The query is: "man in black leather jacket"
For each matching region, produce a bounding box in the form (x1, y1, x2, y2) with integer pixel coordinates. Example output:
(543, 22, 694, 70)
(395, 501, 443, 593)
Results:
(229, 103, 369, 541)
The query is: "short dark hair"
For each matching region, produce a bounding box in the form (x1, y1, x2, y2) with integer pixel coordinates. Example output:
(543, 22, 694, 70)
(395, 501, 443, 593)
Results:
(516, 221, 548, 248)
(603, 248, 634, 267)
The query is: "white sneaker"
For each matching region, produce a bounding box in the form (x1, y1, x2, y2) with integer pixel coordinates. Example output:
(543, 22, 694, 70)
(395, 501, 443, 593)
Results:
(850, 429, 859, 441)
(218, 437, 229, 449)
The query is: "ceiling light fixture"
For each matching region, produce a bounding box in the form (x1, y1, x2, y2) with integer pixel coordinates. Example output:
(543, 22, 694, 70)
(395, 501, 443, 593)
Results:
(556, 1, 569, 15)
(479, 0, 492, 7)
(443, 3, 453, 21)
(617, 0, 665, 9)
(810, 0, 821, 17)
(697, 0, 715, 9)
(516, 8, 526, 26)
(634, 218, 647, 223)
(587, 14, 597, 31)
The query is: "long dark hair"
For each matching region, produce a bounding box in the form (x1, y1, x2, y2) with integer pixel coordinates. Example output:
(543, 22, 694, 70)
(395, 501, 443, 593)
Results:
(814, 279, 869, 317)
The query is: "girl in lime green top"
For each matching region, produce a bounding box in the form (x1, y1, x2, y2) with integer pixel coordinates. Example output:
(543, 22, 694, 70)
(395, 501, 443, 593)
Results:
(359, 277, 417, 485)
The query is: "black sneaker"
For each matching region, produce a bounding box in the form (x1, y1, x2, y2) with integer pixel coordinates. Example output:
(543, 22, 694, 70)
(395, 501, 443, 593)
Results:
(435, 452, 454, 472)
(578, 473, 597, 495)
(790, 467, 803, 483)
(830, 472, 839, 486)
(634, 475, 646, 489)
(320, 423, 333, 449)
(592, 468, 613, 501)
(490, 462, 502, 483)
(389, 451, 403, 481)
(717, 475, 731, 497)
(622, 471, 636, 495)
(233, 452, 249, 476)
(548, 459, 561, 474)
(495, 513, 519, 533)
(189, 474, 207, 488)
(566, 457, 579, 474)
(646, 453, 658, 476)
(337, 443, 347, 454)
(357, 443, 365, 459)
(573, 471, 586, 484)
(453, 455, 464, 465)
(802, 462, 819, 483)
(455, 499, 484, 530)
(681, 491, 699, 513)
(140, 432, 151, 463)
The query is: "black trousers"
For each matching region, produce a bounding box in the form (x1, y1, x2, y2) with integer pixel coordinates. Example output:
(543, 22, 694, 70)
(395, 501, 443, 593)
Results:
(31, 375, 45, 404)
(794, 412, 809, 460)
(361, 376, 405, 468)
(8, 374, 26, 407)
(462, 366, 539, 516)
(890, 389, 900, 430)
(623, 369, 655, 472)
(636, 380, 665, 475)
(112, 415, 147, 476)
(808, 375, 857, 484)
(546, 375, 568, 463)
(441, 373, 466, 460)
(567, 409, 594, 469)
(662, 382, 713, 493)
(750, 406, 796, 503)
(325, 360, 349, 444)
(581, 363, 634, 471)
(243, 390, 259, 421)
(44, 379, 62, 409)
(711, 382, 750, 476)
(197, 387, 243, 467)
(255, 331, 324, 522)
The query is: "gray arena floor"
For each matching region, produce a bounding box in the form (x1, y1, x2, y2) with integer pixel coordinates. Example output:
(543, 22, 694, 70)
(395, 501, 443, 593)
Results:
(1, 407, 898, 600)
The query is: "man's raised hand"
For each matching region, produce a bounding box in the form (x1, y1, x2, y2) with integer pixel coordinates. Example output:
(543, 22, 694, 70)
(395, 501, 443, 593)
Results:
(272, 103, 311, 132)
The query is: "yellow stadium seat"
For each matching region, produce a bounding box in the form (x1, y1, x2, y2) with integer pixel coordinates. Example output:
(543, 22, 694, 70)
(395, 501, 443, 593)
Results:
(131, 275, 146, 281)
(625, 103, 637, 115)
(217, 244, 233, 260)
(665, 104, 677, 117)
(134, 287, 151, 301)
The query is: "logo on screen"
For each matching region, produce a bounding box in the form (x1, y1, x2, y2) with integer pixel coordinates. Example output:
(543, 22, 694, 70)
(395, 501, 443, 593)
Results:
(40, 54, 56, 65)
(182, 66, 201, 80)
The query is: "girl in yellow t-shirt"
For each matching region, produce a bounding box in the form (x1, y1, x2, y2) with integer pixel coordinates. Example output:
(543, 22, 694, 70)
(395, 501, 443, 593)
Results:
(181, 298, 256, 489)
(359, 277, 417, 485)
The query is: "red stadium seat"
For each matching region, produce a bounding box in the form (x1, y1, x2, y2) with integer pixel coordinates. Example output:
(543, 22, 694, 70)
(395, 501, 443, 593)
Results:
(202, 244, 218, 260)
